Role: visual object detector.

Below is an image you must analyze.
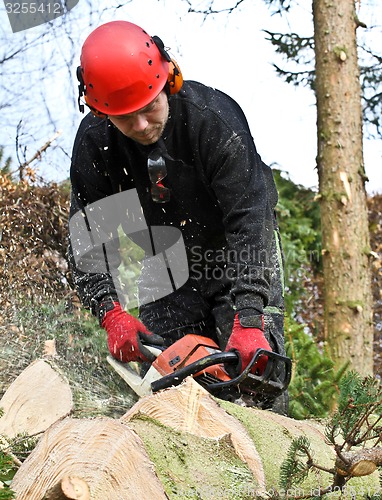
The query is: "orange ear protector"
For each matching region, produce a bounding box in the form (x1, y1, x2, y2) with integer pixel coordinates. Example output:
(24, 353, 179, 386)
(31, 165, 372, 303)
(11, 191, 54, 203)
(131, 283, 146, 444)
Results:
(167, 57, 183, 95)
(152, 36, 183, 95)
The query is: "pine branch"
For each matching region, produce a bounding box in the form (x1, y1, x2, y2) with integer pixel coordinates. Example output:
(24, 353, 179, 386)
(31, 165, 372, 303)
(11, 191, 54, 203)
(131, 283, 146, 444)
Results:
(0, 451, 16, 499)
(279, 436, 322, 491)
(356, 414, 382, 447)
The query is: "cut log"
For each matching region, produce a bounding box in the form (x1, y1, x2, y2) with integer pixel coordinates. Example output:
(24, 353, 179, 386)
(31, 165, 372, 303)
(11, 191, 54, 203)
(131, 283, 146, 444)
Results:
(336, 447, 382, 477)
(7, 374, 382, 498)
(123, 378, 381, 496)
(0, 359, 73, 439)
(122, 377, 267, 492)
(11, 417, 167, 500)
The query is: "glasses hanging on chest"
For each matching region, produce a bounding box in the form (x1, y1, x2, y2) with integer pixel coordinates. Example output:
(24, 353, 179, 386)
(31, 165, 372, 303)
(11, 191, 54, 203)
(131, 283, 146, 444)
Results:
(147, 149, 171, 203)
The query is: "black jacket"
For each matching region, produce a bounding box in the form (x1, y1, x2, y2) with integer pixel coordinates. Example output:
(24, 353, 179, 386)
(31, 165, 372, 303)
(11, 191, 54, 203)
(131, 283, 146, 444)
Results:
(69, 80, 280, 319)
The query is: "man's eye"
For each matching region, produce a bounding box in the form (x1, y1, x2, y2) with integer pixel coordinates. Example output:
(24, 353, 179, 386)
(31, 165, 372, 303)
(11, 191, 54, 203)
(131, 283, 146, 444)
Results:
(145, 103, 156, 113)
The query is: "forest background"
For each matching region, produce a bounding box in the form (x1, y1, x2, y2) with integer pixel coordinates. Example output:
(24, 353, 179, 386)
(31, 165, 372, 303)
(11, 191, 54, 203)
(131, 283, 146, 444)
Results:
(1, 2, 382, 490)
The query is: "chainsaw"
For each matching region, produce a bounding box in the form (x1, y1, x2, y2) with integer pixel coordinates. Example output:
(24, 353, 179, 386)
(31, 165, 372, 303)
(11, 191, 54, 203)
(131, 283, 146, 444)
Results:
(107, 334, 292, 402)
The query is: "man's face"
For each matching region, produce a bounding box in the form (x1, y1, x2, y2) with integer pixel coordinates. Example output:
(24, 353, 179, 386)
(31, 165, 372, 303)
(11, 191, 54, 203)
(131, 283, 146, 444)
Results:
(107, 91, 169, 145)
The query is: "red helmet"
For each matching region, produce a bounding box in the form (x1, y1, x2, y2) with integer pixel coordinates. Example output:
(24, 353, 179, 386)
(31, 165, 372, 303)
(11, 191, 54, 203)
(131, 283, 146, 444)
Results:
(78, 21, 180, 115)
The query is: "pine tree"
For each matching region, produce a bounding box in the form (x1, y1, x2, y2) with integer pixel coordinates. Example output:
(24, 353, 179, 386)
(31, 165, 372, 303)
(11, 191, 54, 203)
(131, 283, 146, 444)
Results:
(285, 315, 347, 419)
(280, 371, 382, 497)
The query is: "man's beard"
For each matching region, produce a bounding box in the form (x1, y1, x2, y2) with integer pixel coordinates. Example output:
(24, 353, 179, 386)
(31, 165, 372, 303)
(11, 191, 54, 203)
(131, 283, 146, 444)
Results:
(134, 108, 169, 145)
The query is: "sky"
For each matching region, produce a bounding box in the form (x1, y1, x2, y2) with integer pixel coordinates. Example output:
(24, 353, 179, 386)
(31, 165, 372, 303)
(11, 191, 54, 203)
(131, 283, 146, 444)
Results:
(1, 0, 381, 194)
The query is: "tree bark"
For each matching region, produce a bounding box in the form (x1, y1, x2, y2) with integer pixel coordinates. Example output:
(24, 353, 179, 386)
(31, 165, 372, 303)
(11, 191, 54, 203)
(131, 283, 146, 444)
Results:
(313, 0, 373, 375)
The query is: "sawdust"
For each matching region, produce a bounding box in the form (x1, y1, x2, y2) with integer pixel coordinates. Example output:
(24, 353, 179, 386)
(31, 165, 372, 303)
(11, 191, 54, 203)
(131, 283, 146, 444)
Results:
(0, 302, 137, 418)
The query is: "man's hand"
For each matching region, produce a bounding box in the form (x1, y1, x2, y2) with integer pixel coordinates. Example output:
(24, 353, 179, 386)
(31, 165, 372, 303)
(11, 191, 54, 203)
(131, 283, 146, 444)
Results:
(101, 302, 164, 363)
(225, 312, 271, 375)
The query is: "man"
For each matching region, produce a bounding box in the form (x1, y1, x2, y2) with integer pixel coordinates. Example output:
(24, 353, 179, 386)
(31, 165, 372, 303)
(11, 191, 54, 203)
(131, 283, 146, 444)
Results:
(69, 20, 288, 414)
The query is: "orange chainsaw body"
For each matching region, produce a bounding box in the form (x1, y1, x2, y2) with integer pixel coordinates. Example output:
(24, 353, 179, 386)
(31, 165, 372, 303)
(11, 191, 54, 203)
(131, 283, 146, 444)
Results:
(152, 334, 231, 382)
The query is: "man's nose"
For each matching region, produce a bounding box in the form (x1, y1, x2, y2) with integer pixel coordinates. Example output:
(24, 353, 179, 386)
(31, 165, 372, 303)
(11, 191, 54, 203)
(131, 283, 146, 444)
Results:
(131, 114, 148, 132)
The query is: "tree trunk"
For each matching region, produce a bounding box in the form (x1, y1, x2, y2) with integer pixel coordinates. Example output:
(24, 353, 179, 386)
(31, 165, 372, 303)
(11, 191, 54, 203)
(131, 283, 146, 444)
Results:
(10, 378, 381, 498)
(313, 0, 373, 375)
(122, 377, 267, 490)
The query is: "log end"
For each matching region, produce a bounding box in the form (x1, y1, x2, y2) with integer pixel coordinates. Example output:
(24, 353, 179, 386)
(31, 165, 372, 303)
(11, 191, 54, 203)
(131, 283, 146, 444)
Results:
(61, 476, 90, 500)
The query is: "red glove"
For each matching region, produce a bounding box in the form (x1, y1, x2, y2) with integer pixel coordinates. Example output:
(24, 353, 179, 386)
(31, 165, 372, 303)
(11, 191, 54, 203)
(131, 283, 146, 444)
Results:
(101, 302, 164, 363)
(225, 313, 271, 375)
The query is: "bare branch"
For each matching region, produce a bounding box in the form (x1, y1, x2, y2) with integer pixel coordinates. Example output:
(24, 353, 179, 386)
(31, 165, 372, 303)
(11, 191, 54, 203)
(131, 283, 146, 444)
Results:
(184, 0, 245, 16)
(13, 131, 62, 181)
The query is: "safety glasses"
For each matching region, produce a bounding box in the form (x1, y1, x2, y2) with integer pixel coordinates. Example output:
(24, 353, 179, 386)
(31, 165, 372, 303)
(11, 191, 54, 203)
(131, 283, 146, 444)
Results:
(147, 149, 171, 203)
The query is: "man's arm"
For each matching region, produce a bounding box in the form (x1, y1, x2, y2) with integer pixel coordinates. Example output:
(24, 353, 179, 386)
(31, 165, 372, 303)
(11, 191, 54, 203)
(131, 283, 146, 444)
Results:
(68, 124, 164, 360)
(68, 185, 123, 320)
(200, 103, 281, 373)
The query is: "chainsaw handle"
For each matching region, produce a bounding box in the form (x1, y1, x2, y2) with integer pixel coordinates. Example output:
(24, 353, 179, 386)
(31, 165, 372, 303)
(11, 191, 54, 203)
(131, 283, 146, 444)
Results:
(151, 351, 238, 393)
(208, 349, 292, 394)
(150, 349, 292, 395)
